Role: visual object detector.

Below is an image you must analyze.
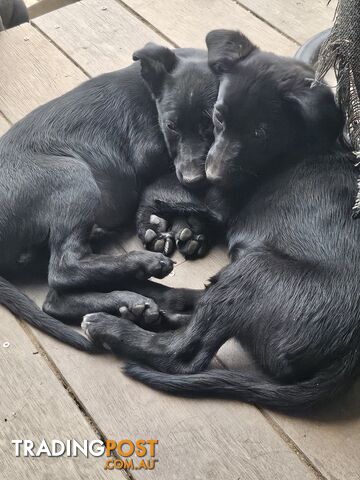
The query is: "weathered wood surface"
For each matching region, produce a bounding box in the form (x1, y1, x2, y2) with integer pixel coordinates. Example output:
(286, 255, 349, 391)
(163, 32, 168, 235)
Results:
(0, 306, 120, 479)
(236, 0, 336, 44)
(271, 390, 360, 480)
(34, 0, 172, 76)
(0, 23, 86, 121)
(121, 0, 297, 56)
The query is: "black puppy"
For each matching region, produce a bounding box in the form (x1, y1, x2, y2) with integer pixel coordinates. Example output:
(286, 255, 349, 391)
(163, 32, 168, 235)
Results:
(0, 44, 217, 350)
(82, 30, 360, 413)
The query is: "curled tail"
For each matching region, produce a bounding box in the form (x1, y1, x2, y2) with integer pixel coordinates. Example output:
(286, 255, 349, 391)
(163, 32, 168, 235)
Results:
(125, 351, 360, 412)
(0, 275, 96, 352)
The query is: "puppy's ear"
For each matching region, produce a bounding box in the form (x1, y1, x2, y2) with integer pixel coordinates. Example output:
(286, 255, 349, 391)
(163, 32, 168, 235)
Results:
(282, 79, 343, 147)
(206, 29, 257, 74)
(133, 43, 177, 97)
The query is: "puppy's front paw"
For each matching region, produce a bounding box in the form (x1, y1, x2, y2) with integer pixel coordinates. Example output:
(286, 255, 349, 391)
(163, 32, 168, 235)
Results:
(125, 250, 174, 280)
(143, 214, 176, 256)
(144, 251, 175, 278)
(114, 291, 160, 326)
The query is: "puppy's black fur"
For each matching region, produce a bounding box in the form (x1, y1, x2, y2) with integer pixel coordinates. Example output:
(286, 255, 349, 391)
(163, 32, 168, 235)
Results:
(0, 45, 217, 350)
(83, 31, 360, 412)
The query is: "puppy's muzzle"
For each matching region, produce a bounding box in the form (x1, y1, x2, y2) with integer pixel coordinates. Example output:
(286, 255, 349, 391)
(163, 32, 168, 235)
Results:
(177, 170, 206, 188)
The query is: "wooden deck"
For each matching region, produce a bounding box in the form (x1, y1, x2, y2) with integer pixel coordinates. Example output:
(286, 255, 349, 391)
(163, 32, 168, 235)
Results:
(2, 1, 359, 479)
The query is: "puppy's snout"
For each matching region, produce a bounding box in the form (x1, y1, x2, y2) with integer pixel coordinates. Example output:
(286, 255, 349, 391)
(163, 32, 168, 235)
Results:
(177, 169, 205, 188)
(182, 174, 204, 185)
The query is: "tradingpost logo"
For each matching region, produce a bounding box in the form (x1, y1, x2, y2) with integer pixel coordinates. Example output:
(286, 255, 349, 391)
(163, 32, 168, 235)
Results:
(12, 438, 159, 471)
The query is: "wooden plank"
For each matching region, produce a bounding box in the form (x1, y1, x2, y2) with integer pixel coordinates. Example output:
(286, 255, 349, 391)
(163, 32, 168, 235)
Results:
(0, 23, 86, 122)
(237, 0, 336, 44)
(268, 387, 360, 480)
(28, 0, 77, 20)
(0, 112, 10, 135)
(34, 0, 171, 76)
(210, 269, 360, 480)
(120, 0, 297, 56)
(0, 306, 120, 479)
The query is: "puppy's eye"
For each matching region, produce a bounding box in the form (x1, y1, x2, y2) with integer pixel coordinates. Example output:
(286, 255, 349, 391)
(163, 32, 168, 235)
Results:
(166, 121, 178, 133)
(213, 110, 224, 129)
(254, 125, 267, 138)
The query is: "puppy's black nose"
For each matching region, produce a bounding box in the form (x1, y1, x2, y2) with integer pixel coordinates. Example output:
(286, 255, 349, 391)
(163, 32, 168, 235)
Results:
(182, 174, 203, 184)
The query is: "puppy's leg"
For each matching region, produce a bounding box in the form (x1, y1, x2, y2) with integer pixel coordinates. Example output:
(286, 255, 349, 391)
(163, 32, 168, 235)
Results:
(81, 281, 232, 373)
(46, 162, 173, 292)
(45, 282, 202, 330)
(50, 234, 173, 291)
(127, 280, 203, 328)
(44, 289, 161, 327)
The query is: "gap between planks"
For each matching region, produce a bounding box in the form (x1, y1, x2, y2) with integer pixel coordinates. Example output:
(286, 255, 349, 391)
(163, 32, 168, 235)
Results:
(115, 0, 178, 48)
(229, 0, 301, 45)
(16, 319, 134, 480)
(31, 22, 92, 78)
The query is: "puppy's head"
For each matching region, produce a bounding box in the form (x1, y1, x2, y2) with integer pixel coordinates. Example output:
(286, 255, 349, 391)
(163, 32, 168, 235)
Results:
(204, 29, 343, 187)
(133, 43, 218, 188)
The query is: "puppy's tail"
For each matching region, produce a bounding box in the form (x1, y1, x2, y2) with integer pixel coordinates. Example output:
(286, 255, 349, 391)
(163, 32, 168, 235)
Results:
(124, 351, 359, 412)
(0, 275, 96, 352)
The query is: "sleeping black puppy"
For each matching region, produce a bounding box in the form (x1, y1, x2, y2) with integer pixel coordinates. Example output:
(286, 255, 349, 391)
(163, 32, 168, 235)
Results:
(81, 30, 360, 413)
(0, 44, 217, 350)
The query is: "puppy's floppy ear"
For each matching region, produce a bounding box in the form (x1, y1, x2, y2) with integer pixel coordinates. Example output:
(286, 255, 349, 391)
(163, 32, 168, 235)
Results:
(133, 43, 177, 97)
(282, 78, 343, 147)
(206, 29, 257, 74)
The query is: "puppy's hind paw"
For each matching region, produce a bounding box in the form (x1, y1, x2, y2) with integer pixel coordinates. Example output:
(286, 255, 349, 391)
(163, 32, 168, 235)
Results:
(81, 313, 101, 340)
(115, 291, 161, 327)
(143, 215, 176, 256)
(126, 251, 175, 280)
(174, 216, 209, 259)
